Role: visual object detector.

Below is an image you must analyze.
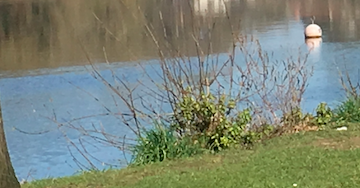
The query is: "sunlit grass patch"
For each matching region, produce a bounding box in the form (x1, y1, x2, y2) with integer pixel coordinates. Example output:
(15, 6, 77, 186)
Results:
(24, 128, 360, 188)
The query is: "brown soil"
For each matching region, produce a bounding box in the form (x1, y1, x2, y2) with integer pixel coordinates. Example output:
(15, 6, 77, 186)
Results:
(314, 136, 360, 150)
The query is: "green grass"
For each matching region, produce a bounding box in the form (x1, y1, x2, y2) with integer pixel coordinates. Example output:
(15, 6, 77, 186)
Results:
(23, 127, 360, 188)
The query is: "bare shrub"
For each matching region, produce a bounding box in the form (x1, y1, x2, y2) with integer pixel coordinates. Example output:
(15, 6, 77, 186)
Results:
(339, 65, 360, 99)
(44, 0, 314, 170)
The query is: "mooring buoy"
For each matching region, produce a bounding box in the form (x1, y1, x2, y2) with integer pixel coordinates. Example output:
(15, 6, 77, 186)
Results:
(305, 16, 322, 38)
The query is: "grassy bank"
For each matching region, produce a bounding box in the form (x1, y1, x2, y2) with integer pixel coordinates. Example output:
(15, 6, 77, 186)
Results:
(21, 66, 360, 188)
(24, 124, 360, 188)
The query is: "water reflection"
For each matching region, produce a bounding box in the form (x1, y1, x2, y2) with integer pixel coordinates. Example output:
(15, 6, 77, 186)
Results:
(305, 38, 322, 49)
(1, 0, 360, 181)
(0, 0, 359, 75)
(193, 0, 230, 16)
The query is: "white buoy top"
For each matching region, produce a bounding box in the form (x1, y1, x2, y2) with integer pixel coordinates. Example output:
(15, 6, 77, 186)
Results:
(305, 24, 322, 38)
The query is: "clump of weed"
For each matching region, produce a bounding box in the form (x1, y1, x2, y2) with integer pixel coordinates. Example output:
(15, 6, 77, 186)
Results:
(130, 123, 204, 165)
(171, 90, 276, 152)
(333, 96, 360, 123)
(314, 102, 334, 127)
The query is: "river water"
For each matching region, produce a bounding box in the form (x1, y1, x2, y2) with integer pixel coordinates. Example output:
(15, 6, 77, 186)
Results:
(1, 0, 360, 181)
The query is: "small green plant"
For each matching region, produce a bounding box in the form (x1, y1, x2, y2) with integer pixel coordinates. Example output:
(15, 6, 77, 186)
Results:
(281, 107, 304, 126)
(255, 124, 275, 140)
(172, 88, 235, 135)
(334, 96, 360, 123)
(130, 123, 203, 165)
(171, 88, 262, 152)
(208, 109, 252, 151)
(314, 102, 333, 127)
